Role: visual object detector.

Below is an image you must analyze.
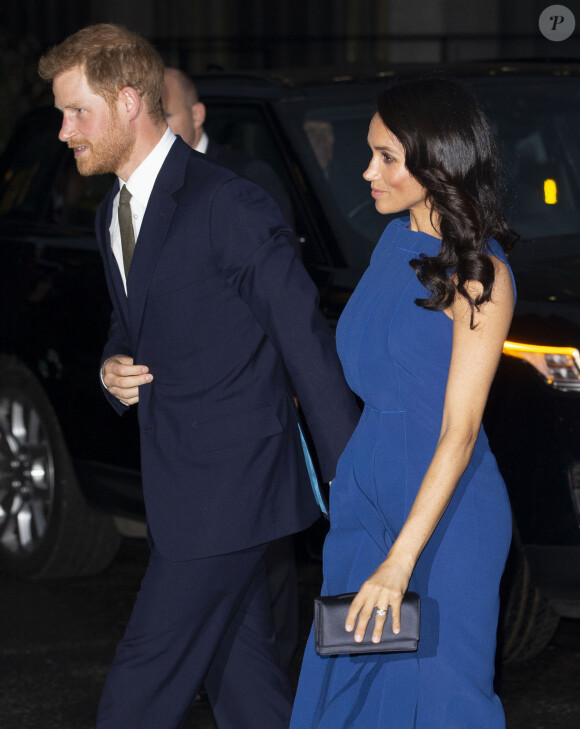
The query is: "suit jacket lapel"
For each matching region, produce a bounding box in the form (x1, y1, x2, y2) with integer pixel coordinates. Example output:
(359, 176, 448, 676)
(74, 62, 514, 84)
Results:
(126, 138, 190, 346)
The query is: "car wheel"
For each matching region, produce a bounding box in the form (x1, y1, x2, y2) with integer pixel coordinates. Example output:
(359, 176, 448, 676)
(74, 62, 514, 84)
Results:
(0, 355, 121, 578)
(499, 525, 560, 663)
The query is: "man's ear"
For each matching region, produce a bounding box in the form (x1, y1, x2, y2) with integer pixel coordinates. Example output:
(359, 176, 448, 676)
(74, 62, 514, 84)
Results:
(119, 86, 141, 120)
(192, 102, 206, 130)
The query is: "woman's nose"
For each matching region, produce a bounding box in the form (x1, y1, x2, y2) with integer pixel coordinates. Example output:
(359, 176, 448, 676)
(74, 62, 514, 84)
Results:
(363, 159, 379, 181)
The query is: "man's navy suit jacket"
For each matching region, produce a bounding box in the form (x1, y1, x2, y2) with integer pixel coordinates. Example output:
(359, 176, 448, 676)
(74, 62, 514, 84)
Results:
(96, 136, 359, 561)
(205, 138, 294, 228)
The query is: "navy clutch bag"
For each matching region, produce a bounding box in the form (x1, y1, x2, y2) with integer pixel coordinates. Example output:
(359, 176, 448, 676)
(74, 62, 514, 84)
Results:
(314, 591, 420, 655)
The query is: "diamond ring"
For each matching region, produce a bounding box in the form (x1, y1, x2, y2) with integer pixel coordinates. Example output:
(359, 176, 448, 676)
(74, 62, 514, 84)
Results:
(376, 608, 387, 616)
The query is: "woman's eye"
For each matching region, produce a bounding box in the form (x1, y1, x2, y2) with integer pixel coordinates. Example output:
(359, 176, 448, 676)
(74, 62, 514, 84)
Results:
(382, 152, 394, 164)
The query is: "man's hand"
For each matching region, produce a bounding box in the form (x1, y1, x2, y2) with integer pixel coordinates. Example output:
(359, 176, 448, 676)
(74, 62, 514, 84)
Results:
(102, 355, 153, 405)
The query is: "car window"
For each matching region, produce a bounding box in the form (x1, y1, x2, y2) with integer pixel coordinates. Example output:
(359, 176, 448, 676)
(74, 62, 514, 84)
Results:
(277, 100, 397, 272)
(480, 80, 580, 241)
(301, 104, 385, 268)
(202, 101, 335, 265)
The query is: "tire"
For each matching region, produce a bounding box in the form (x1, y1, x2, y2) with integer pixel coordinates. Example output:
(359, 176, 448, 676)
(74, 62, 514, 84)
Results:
(0, 355, 122, 579)
(499, 525, 560, 663)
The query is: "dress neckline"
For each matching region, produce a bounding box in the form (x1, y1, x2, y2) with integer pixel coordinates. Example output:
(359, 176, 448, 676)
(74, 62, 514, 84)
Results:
(388, 216, 442, 256)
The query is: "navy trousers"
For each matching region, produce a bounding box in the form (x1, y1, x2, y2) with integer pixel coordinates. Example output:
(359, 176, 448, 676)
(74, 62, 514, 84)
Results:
(96, 541, 293, 729)
(264, 535, 299, 672)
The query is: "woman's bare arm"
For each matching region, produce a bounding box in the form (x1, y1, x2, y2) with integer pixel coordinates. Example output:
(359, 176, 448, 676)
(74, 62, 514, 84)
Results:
(345, 257, 515, 643)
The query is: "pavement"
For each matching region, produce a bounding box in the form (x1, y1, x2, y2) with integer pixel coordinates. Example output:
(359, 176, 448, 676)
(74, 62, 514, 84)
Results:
(1, 536, 579, 728)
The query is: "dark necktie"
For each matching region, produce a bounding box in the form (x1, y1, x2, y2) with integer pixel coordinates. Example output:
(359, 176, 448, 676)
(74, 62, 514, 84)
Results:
(118, 185, 135, 278)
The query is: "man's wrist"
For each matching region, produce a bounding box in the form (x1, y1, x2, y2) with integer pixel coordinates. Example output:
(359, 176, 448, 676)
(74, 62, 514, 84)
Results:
(100, 358, 130, 407)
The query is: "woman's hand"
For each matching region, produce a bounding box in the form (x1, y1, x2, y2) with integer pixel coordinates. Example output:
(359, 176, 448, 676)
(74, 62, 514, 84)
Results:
(345, 558, 412, 644)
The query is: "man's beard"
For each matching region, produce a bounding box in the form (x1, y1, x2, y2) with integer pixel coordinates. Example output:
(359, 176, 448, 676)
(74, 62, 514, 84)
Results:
(71, 111, 135, 177)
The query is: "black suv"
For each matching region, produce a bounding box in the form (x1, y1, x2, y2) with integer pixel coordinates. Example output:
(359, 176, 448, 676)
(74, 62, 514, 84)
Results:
(1, 62, 579, 663)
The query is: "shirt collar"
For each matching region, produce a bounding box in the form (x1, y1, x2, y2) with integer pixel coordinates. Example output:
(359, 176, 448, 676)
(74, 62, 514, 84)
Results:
(195, 131, 209, 155)
(119, 126, 177, 208)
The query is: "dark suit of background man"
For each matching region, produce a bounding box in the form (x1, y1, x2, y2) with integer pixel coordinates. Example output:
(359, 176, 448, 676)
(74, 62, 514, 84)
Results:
(162, 65, 300, 675)
(39, 23, 359, 729)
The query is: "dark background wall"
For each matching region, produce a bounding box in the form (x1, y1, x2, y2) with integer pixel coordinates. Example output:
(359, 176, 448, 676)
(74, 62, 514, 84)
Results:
(0, 0, 579, 146)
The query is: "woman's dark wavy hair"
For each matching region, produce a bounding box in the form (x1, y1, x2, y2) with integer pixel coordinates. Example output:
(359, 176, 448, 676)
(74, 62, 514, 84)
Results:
(376, 76, 518, 327)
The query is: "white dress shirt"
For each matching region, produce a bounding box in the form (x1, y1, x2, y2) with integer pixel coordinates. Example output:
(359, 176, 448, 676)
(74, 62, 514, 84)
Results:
(195, 131, 209, 155)
(109, 126, 177, 293)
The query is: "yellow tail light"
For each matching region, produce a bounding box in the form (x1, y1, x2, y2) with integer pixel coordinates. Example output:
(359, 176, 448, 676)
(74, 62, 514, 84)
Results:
(543, 178, 558, 205)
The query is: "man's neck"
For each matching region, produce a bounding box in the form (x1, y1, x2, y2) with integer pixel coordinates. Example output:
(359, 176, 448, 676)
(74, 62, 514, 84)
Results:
(117, 122, 168, 182)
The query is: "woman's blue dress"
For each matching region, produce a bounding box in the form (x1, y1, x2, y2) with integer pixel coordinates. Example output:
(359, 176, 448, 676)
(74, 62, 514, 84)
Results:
(290, 217, 514, 729)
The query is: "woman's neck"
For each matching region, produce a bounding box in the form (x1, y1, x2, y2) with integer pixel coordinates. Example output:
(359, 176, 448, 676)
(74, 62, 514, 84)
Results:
(408, 204, 441, 239)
